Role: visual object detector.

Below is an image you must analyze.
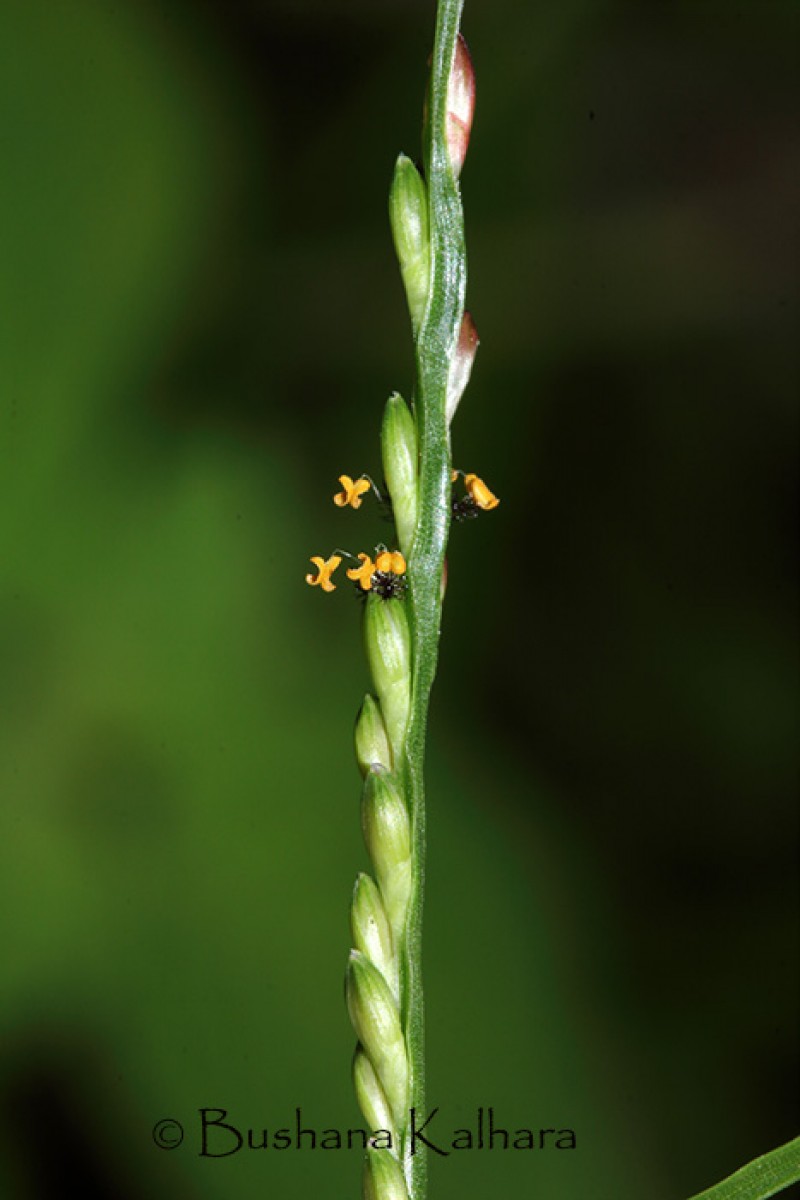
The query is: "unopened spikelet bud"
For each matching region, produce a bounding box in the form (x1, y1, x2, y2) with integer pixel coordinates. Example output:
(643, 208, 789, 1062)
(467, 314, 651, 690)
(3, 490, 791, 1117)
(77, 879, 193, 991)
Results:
(363, 1146, 409, 1200)
(355, 694, 393, 776)
(381, 394, 418, 558)
(351, 873, 396, 998)
(353, 1046, 396, 1141)
(346, 951, 408, 1124)
(389, 154, 431, 334)
(445, 310, 479, 425)
(362, 769, 412, 934)
(363, 596, 410, 759)
(446, 34, 476, 178)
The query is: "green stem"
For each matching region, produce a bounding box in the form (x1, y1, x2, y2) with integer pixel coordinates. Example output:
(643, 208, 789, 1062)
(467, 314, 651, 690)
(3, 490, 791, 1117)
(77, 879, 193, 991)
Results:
(401, 2, 466, 1198)
(685, 1137, 800, 1200)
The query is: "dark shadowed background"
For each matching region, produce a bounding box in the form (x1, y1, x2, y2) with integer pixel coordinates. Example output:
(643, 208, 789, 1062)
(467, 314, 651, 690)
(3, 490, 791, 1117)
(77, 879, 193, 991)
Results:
(1, 0, 797, 1197)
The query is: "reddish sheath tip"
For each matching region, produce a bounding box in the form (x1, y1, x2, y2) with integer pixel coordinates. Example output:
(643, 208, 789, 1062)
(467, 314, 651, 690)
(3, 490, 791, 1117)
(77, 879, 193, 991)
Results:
(446, 34, 476, 176)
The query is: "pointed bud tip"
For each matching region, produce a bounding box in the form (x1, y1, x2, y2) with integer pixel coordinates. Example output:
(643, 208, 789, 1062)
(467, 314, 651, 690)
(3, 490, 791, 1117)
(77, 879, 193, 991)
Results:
(460, 310, 479, 350)
(351, 873, 395, 991)
(389, 158, 430, 332)
(353, 870, 370, 895)
(355, 695, 393, 777)
(381, 393, 418, 559)
(363, 596, 411, 757)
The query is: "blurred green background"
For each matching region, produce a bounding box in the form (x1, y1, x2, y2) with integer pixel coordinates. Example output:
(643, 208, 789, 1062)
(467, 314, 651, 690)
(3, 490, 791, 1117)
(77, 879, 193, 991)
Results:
(1, 0, 797, 1197)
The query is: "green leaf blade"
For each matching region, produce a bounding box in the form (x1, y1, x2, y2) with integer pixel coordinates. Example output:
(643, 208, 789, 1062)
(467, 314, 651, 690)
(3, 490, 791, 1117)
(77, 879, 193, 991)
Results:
(686, 1137, 800, 1200)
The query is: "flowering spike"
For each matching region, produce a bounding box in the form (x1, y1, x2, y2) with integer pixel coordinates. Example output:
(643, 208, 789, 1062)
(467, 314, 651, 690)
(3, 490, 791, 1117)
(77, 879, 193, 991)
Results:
(363, 595, 411, 758)
(464, 472, 499, 510)
(361, 769, 412, 935)
(354, 694, 393, 776)
(334, 475, 372, 509)
(305, 554, 342, 592)
(381, 394, 418, 559)
(363, 1146, 409, 1200)
(346, 950, 408, 1126)
(445, 310, 479, 425)
(389, 155, 431, 333)
(351, 873, 397, 1000)
(446, 34, 476, 178)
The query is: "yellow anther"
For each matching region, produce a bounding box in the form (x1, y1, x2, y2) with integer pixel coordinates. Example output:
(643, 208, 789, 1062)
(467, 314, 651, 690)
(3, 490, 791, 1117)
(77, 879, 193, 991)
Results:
(347, 553, 376, 591)
(305, 554, 342, 592)
(375, 551, 406, 576)
(464, 473, 500, 511)
(333, 475, 371, 509)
